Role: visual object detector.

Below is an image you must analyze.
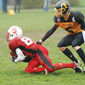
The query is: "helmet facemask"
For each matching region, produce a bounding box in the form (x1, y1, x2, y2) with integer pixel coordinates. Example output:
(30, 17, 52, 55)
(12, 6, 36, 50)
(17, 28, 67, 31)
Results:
(54, 8, 63, 18)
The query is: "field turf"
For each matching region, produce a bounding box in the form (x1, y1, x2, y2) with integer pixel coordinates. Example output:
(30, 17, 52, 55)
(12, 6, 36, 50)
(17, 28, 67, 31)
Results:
(0, 8, 85, 85)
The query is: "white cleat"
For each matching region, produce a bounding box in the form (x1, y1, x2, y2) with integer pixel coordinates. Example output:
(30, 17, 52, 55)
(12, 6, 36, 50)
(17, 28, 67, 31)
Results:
(77, 60, 82, 66)
(73, 61, 82, 73)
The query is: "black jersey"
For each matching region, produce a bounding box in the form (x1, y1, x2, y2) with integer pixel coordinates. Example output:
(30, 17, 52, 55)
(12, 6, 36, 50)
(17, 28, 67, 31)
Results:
(53, 11, 85, 34)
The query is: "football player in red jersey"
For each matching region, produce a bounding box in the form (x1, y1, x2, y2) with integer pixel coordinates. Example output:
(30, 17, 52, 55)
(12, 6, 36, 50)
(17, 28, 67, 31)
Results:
(36, 0, 85, 72)
(6, 26, 82, 74)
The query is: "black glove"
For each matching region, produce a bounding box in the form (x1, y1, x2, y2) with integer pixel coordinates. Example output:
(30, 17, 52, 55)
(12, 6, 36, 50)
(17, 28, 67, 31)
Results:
(36, 39, 43, 45)
(11, 56, 16, 62)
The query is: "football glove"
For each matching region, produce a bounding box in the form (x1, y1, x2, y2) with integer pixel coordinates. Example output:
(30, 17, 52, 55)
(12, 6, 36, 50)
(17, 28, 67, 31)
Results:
(11, 56, 16, 62)
(36, 39, 43, 45)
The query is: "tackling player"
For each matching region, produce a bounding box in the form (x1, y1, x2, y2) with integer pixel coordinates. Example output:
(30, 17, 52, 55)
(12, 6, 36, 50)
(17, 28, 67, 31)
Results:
(36, 0, 85, 72)
(6, 26, 82, 75)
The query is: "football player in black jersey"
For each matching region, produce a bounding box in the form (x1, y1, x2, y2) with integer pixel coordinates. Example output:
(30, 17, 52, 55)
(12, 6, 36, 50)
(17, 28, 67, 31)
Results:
(37, 0, 85, 73)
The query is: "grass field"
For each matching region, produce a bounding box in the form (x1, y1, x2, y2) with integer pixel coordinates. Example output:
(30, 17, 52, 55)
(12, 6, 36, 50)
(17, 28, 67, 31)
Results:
(0, 8, 85, 85)
(79, 0, 85, 7)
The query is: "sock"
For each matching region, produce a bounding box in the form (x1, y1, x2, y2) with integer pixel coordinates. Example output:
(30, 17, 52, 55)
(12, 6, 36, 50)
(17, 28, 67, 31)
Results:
(54, 63, 75, 70)
(76, 48, 85, 64)
(63, 48, 78, 63)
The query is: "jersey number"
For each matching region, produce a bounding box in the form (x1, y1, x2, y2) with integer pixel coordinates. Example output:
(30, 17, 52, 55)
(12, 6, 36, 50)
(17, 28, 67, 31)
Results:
(21, 37, 33, 46)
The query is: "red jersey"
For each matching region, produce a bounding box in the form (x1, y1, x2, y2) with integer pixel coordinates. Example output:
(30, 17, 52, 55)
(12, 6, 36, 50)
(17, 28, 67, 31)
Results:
(9, 36, 40, 58)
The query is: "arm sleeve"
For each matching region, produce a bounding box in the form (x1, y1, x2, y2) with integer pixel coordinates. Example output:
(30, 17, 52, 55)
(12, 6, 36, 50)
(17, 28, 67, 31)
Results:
(14, 48, 25, 63)
(75, 12, 85, 30)
(81, 20, 85, 30)
(53, 16, 58, 23)
(42, 24, 58, 41)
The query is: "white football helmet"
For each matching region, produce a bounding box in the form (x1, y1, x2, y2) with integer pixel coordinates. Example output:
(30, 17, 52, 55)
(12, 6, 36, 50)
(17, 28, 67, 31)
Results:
(6, 26, 23, 41)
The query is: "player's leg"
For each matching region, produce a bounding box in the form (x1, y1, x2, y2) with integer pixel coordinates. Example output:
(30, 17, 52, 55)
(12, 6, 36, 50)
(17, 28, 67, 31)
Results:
(25, 57, 45, 73)
(53, 63, 75, 70)
(25, 45, 50, 74)
(43, 0, 47, 11)
(17, 0, 21, 12)
(36, 47, 56, 72)
(36, 48, 75, 72)
(72, 32, 85, 72)
(36, 48, 82, 73)
(14, 0, 17, 12)
(46, 1, 50, 11)
(58, 34, 79, 63)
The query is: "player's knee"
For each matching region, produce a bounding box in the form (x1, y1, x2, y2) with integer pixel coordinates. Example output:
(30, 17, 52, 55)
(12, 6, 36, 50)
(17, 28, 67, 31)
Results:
(25, 68, 29, 72)
(57, 39, 64, 47)
(57, 43, 62, 47)
(25, 68, 32, 73)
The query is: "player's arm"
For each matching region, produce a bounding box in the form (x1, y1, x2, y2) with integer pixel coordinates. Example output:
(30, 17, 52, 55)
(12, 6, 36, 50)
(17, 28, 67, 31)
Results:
(11, 48, 32, 63)
(23, 56, 32, 62)
(75, 12, 85, 30)
(13, 48, 25, 63)
(79, 17, 85, 30)
(81, 20, 85, 30)
(36, 24, 58, 44)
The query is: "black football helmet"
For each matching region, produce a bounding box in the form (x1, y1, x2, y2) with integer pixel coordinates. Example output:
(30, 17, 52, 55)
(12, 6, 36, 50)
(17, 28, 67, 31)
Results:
(54, 0, 71, 17)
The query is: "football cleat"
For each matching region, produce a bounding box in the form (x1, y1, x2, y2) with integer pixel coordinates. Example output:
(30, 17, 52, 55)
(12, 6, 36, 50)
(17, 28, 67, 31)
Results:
(73, 61, 82, 73)
(77, 60, 82, 66)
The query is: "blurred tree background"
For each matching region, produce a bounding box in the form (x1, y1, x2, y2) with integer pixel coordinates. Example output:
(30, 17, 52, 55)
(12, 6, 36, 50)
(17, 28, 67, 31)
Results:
(51, 0, 80, 6)
(7, 0, 85, 9)
(21, 0, 81, 9)
(22, 0, 44, 9)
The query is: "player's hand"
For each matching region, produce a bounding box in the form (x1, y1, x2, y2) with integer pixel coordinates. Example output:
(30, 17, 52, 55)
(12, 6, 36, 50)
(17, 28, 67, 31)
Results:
(36, 39, 43, 45)
(10, 56, 16, 62)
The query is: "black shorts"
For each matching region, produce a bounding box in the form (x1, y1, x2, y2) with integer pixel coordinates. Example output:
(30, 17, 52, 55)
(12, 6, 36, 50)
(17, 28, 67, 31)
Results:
(58, 32, 84, 47)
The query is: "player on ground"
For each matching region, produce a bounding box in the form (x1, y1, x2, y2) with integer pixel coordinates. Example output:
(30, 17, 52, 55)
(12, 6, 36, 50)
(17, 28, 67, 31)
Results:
(36, 0, 85, 72)
(6, 26, 82, 75)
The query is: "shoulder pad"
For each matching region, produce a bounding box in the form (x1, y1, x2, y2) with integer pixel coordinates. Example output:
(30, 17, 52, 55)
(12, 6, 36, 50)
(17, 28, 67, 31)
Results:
(71, 11, 84, 20)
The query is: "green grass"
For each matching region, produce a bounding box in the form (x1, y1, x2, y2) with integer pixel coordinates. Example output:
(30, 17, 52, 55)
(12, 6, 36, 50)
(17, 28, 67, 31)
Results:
(0, 8, 85, 85)
(79, 0, 85, 7)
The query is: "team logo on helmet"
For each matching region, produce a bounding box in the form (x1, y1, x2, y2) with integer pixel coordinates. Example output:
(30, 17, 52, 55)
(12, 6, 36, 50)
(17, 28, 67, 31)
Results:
(12, 27, 17, 33)
(62, 2, 67, 9)
(7, 26, 23, 41)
